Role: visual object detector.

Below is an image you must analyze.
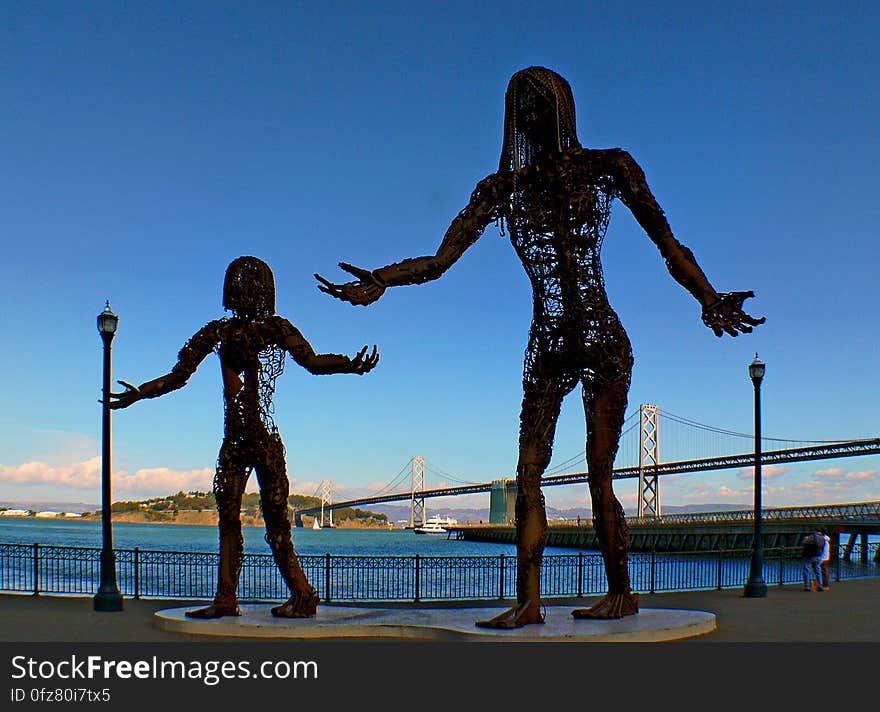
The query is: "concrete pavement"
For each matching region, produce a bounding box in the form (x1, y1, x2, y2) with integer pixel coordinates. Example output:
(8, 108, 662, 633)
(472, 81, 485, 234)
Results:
(2, 576, 878, 642)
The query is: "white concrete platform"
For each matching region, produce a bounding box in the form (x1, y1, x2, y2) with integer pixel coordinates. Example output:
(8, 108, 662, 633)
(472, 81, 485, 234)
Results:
(155, 604, 715, 642)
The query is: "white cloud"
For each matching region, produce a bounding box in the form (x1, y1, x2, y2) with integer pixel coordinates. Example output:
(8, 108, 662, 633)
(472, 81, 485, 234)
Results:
(736, 464, 789, 481)
(679, 481, 793, 506)
(0, 457, 213, 499)
(0, 458, 102, 489)
(845, 471, 877, 482)
(793, 468, 879, 500)
(811, 468, 876, 482)
(115, 467, 215, 497)
(289, 480, 322, 496)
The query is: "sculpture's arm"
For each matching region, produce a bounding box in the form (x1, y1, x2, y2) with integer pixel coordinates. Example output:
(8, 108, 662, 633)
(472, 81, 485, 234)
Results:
(108, 319, 224, 408)
(275, 318, 379, 375)
(601, 148, 765, 337)
(315, 173, 508, 305)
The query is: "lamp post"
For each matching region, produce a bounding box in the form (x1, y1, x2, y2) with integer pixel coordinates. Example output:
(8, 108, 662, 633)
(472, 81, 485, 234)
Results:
(94, 301, 123, 611)
(743, 353, 768, 598)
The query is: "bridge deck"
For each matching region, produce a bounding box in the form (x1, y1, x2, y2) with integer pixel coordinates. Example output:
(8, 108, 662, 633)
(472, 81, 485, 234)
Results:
(294, 440, 880, 519)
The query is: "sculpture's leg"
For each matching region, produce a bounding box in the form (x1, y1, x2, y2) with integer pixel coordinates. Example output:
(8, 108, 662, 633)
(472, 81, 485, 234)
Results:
(187, 443, 248, 619)
(476, 375, 567, 629)
(255, 433, 318, 619)
(572, 368, 639, 620)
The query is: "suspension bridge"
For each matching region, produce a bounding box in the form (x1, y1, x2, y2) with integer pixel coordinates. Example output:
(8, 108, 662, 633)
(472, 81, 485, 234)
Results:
(294, 404, 880, 531)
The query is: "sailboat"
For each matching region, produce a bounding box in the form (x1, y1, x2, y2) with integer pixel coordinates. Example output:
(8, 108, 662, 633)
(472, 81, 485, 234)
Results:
(312, 517, 322, 530)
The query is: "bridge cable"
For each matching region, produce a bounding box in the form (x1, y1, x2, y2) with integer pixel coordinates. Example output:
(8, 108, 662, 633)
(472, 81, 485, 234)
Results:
(367, 458, 418, 497)
(658, 409, 854, 444)
(424, 461, 482, 485)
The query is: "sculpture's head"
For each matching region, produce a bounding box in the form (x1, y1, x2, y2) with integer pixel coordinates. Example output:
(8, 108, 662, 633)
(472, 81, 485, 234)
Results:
(223, 256, 276, 319)
(499, 66, 580, 172)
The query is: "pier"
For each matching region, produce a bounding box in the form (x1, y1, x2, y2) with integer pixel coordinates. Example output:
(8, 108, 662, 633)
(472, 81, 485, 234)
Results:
(449, 501, 880, 560)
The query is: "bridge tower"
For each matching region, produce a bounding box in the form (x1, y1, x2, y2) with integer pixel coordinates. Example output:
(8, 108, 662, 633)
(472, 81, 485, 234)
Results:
(409, 456, 426, 528)
(637, 403, 661, 519)
(320, 479, 333, 527)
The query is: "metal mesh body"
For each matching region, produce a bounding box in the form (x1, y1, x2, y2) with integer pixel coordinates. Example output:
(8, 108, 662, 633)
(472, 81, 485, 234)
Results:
(319, 66, 763, 622)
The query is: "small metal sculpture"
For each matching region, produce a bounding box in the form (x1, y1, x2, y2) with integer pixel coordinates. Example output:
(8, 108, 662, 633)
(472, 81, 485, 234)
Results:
(110, 256, 379, 619)
(316, 67, 763, 628)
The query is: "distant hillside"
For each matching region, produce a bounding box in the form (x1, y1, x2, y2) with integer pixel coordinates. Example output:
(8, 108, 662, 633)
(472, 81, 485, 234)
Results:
(0, 500, 98, 514)
(1, 496, 751, 523)
(1, 492, 389, 528)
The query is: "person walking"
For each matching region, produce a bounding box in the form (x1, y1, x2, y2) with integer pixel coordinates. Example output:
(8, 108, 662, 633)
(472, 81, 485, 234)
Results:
(801, 528, 824, 592)
(819, 528, 832, 591)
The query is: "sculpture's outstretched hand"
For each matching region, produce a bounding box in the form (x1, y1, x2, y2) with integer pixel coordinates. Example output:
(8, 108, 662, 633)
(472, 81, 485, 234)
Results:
(107, 380, 142, 409)
(315, 262, 386, 306)
(701, 291, 766, 337)
(349, 345, 380, 374)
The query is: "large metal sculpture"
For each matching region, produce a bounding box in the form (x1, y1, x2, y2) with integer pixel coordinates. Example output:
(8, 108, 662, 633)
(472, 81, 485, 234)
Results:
(110, 256, 379, 619)
(316, 67, 763, 628)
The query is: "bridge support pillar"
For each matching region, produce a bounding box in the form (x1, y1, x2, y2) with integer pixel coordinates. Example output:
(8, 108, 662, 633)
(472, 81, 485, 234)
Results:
(637, 404, 661, 519)
(489, 479, 517, 524)
(410, 456, 426, 528)
(320, 480, 333, 527)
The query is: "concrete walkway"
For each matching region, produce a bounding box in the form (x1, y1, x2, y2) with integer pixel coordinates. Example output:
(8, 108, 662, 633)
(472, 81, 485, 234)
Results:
(2, 577, 879, 642)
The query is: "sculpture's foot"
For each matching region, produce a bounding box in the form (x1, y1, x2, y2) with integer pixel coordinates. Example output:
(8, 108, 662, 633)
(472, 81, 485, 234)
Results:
(572, 592, 639, 620)
(185, 602, 241, 619)
(475, 600, 545, 629)
(271, 588, 319, 618)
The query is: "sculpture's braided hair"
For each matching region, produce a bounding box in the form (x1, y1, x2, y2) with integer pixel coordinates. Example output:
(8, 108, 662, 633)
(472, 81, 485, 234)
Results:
(499, 66, 581, 173)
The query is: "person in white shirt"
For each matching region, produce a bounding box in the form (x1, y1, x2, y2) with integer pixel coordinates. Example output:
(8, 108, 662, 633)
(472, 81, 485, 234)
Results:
(819, 528, 832, 591)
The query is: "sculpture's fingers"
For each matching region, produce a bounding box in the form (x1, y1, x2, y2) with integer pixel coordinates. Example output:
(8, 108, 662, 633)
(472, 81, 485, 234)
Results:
(731, 291, 756, 310)
(339, 262, 374, 281)
(117, 379, 139, 393)
(316, 275, 347, 298)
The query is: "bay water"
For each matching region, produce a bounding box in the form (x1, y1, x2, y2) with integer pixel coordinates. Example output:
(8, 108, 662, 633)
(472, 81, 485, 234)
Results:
(0, 517, 523, 556)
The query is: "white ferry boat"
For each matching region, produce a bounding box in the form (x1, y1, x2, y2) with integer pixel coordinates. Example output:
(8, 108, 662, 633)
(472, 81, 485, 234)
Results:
(414, 516, 458, 535)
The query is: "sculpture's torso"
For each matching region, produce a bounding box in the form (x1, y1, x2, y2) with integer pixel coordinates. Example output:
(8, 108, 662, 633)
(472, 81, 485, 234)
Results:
(216, 317, 281, 442)
(503, 152, 629, 374)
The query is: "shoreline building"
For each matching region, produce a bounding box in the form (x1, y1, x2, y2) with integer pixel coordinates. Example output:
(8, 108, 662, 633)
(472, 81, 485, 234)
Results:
(0, 509, 31, 517)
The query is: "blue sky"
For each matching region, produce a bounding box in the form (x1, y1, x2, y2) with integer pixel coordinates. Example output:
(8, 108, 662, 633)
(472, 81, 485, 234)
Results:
(1, 1, 877, 511)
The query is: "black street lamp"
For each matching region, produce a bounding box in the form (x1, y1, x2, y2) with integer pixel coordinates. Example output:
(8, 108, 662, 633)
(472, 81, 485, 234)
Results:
(743, 353, 768, 598)
(94, 301, 123, 612)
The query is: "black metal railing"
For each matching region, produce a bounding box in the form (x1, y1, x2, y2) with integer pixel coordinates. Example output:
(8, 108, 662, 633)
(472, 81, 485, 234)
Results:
(1, 541, 877, 602)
